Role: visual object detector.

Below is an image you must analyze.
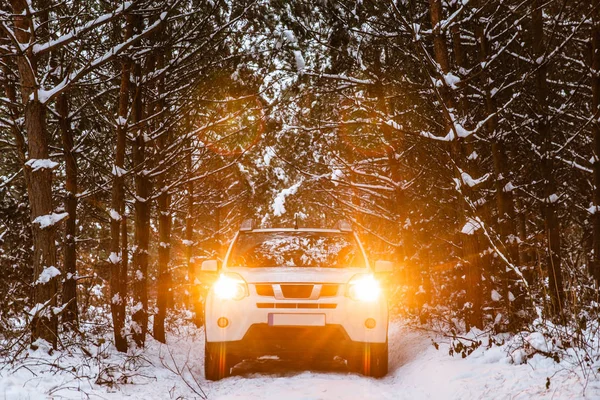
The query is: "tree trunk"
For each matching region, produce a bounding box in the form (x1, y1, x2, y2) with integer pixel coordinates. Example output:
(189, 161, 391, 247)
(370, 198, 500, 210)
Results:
(132, 123, 150, 348)
(27, 101, 59, 347)
(154, 176, 171, 343)
(58, 93, 78, 325)
(475, 22, 525, 328)
(429, 0, 450, 73)
(376, 83, 421, 311)
(451, 11, 483, 330)
(591, 0, 600, 284)
(109, 13, 133, 353)
(430, 0, 482, 329)
(11, 0, 59, 347)
(186, 152, 201, 326)
(153, 46, 171, 344)
(2, 63, 30, 188)
(532, 0, 564, 317)
(131, 14, 150, 346)
(121, 212, 129, 313)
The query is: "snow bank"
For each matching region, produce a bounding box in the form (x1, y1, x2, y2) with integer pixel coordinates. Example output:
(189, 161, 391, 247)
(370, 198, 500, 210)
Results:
(1, 319, 598, 399)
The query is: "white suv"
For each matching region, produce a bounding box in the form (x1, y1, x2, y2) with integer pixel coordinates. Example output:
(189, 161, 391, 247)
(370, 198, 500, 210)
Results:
(201, 220, 392, 380)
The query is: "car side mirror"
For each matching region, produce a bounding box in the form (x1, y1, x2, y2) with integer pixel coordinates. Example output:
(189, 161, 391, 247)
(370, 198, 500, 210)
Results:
(201, 259, 218, 272)
(374, 260, 394, 273)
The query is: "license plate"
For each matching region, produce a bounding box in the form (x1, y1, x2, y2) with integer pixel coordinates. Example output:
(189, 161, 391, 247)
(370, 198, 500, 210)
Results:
(268, 313, 325, 327)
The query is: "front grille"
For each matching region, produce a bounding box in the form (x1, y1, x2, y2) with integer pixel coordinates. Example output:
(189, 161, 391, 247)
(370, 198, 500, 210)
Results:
(254, 284, 341, 298)
(255, 284, 275, 296)
(280, 284, 314, 298)
(256, 303, 337, 309)
(320, 284, 339, 297)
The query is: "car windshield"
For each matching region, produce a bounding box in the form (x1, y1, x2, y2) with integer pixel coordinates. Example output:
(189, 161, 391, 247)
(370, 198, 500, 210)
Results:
(227, 231, 366, 268)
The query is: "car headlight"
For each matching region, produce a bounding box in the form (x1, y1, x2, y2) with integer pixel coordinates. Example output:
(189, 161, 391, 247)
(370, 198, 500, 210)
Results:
(213, 273, 248, 301)
(346, 274, 381, 302)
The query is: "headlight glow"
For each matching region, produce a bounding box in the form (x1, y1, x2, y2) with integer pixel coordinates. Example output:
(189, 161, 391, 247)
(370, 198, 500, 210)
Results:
(347, 274, 381, 302)
(213, 273, 248, 301)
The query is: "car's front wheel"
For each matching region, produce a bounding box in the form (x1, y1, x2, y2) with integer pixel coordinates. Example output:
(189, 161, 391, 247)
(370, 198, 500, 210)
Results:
(348, 341, 388, 378)
(204, 341, 233, 381)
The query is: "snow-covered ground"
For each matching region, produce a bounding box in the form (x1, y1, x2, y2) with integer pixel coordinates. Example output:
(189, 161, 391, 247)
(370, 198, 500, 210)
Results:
(1, 320, 599, 399)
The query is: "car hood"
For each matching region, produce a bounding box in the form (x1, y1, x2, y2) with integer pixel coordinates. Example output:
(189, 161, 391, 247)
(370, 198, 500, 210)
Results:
(225, 267, 368, 284)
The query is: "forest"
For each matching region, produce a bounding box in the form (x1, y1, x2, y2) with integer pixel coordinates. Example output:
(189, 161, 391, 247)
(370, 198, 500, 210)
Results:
(1, 0, 600, 398)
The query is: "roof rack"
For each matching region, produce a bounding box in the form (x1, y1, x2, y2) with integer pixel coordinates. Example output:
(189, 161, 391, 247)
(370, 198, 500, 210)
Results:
(240, 219, 254, 231)
(335, 220, 352, 232)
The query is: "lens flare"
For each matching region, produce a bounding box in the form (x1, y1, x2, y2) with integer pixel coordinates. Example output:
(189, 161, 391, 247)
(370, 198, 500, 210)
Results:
(197, 96, 264, 156)
(214, 274, 247, 301)
(347, 274, 381, 302)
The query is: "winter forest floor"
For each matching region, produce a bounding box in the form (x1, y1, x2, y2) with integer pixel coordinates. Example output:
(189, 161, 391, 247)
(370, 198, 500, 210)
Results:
(1, 319, 599, 400)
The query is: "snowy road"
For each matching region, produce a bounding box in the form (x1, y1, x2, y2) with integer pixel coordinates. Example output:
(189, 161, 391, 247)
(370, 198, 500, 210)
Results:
(207, 322, 431, 400)
(2, 320, 599, 399)
(204, 322, 597, 400)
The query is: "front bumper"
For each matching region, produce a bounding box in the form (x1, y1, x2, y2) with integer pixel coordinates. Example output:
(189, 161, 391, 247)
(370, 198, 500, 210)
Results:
(219, 324, 387, 360)
(204, 285, 388, 350)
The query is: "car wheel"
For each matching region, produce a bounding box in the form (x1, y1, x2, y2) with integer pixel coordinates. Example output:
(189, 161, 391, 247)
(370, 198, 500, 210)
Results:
(204, 341, 232, 381)
(348, 341, 388, 378)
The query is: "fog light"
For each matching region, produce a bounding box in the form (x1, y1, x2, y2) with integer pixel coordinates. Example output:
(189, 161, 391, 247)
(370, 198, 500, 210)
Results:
(365, 318, 376, 329)
(217, 317, 229, 328)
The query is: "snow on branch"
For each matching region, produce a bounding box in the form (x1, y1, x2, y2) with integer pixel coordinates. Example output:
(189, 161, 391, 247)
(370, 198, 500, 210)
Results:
(35, 266, 61, 285)
(112, 165, 127, 177)
(420, 121, 472, 141)
(28, 299, 52, 318)
(272, 180, 303, 217)
(293, 50, 305, 73)
(25, 159, 58, 172)
(32, 2, 135, 56)
(33, 212, 69, 229)
(108, 208, 122, 221)
(454, 170, 490, 190)
(107, 252, 122, 265)
(555, 155, 593, 174)
(461, 218, 481, 235)
(38, 8, 171, 104)
(433, 72, 461, 89)
(305, 72, 374, 85)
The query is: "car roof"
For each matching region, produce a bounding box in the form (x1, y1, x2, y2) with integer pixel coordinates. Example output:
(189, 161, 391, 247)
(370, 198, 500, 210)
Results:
(242, 228, 348, 234)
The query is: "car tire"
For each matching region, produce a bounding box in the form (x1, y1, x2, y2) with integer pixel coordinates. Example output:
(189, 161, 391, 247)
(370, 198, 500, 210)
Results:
(348, 341, 388, 378)
(204, 340, 232, 381)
